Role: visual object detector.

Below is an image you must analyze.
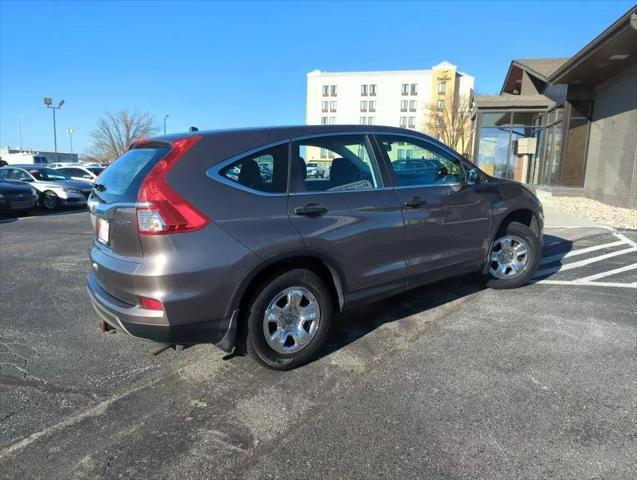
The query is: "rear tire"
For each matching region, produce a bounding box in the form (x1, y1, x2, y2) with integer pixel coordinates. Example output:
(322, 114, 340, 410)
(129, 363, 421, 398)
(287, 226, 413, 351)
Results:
(486, 221, 541, 289)
(244, 269, 332, 370)
(41, 191, 60, 210)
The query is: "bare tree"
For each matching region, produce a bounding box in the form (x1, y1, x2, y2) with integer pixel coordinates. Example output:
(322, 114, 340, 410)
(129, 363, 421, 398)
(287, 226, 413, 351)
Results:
(88, 110, 159, 163)
(423, 94, 474, 156)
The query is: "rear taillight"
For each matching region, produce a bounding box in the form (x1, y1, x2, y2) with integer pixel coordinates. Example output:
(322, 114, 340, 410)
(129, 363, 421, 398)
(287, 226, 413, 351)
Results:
(136, 136, 210, 235)
(139, 296, 163, 310)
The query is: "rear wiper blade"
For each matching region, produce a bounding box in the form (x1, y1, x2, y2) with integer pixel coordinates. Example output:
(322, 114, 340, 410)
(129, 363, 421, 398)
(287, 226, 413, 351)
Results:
(94, 183, 106, 192)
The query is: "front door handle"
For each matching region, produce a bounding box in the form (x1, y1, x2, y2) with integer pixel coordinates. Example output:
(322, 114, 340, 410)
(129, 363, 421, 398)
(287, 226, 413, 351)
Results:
(294, 203, 328, 216)
(403, 196, 427, 208)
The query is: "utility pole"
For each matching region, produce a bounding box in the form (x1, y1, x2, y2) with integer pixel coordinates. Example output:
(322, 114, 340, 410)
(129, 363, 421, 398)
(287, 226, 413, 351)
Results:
(44, 97, 65, 161)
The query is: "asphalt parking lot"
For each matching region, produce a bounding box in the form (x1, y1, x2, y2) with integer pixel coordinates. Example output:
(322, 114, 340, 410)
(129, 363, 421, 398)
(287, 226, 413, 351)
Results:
(1, 210, 635, 479)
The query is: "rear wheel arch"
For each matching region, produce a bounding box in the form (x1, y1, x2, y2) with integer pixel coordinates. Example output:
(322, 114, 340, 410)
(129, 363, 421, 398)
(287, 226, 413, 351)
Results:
(234, 253, 345, 319)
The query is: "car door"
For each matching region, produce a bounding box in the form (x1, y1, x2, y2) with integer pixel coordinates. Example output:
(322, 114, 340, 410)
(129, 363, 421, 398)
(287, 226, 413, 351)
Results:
(374, 134, 490, 286)
(287, 133, 406, 302)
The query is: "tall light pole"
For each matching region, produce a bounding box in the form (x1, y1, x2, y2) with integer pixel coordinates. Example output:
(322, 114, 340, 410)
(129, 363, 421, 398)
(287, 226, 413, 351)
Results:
(44, 97, 64, 160)
(163, 114, 170, 135)
(66, 128, 74, 154)
(17, 106, 38, 151)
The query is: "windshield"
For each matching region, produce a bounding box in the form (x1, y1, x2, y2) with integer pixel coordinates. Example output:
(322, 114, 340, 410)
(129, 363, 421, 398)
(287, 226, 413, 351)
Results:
(28, 168, 69, 181)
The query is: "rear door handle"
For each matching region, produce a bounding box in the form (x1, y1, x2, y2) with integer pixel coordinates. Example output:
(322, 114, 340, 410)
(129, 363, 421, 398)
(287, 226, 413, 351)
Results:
(294, 203, 328, 216)
(403, 196, 427, 208)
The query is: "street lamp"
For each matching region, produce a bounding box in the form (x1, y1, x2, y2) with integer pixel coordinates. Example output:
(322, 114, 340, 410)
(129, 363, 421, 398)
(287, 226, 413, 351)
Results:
(44, 97, 65, 161)
(66, 128, 74, 154)
(163, 114, 170, 135)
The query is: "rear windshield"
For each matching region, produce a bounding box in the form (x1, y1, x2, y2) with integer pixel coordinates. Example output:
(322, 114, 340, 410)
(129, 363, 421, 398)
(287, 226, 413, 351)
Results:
(94, 148, 169, 203)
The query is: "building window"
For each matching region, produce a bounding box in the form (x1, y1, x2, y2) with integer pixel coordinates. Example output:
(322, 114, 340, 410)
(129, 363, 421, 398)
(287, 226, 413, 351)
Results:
(409, 100, 416, 112)
(321, 116, 328, 125)
(367, 116, 375, 125)
(330, 85, 337, 96)
(438, 81, 446, 94)
(320, 148, 328, 158)
(330, 101, 337, 112)
(400, 100, 408, 112)
(360, 116, 367, 125)
(321, 101, 328, 112)
(397, 148, 406, 160)
(401, 83, 409, 95)
(361, 84, 368, 96)
(408, 117, 416, 128)
(360, 100, 368, 112)
(368, 101, 376, 112)
(329, 116, 336, 125)
(322, 85, 329, 97)
(410, 83, 418, 95)
(369, 84, 376, 96)
(437, 99, 445, 110)
(399, 116, 407, 127)
(436, 115, 443, 127)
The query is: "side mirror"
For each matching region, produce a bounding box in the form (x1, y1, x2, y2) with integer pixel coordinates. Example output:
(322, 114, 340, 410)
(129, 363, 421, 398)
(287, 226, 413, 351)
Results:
(467, 168, 480, 184)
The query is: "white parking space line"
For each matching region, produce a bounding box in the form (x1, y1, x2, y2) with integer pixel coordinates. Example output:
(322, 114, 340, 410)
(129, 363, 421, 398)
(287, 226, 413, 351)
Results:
(541, 240, 625, 265)
(535, 246, 637, 278)
(535, 279, 637, 289)
(577, 262, 637, 282)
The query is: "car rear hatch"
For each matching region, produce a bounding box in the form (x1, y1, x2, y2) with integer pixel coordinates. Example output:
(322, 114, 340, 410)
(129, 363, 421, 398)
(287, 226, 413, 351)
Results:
(88, 136, 209, 306)
(89, 142, 172, 304)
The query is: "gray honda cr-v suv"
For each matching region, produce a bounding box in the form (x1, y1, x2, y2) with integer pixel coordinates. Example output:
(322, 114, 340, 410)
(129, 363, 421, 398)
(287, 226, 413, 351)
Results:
(87, 126, 543, 370)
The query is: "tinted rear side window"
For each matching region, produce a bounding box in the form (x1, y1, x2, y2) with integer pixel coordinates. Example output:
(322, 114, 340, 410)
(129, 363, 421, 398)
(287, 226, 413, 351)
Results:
(95, 148, 169, 203)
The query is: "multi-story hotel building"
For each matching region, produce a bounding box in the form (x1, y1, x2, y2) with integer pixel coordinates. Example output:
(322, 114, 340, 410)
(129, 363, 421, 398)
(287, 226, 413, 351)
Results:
(305, 61, 474, 163)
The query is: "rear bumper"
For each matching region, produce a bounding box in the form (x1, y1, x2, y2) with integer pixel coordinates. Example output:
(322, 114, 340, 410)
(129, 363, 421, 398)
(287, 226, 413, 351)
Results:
(87, 272, 237, 351)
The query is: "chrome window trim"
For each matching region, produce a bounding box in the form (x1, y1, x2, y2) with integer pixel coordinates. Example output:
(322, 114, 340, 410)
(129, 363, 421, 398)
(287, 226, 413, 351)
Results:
(205, 139, 291, 197)
(204, 129, 465, 195)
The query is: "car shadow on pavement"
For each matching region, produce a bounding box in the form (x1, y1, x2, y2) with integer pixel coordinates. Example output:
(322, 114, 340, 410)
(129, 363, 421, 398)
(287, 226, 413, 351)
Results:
(318, 233, 573, 361)
(531, 233, 574, 281)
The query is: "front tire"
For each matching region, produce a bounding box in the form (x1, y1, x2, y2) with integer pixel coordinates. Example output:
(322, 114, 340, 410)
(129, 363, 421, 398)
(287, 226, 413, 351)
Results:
(41, 191, 60, 210)
(244, 269, 333, 370)
(486, 221, 541, 289)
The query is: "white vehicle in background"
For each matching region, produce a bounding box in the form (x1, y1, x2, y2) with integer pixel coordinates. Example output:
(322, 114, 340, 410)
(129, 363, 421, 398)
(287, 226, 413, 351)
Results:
(0, 152, 49, 165)
(51, 164, 105, 183)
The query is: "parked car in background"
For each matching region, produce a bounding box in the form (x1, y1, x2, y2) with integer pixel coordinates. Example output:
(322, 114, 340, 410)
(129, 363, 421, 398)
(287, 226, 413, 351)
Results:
(306, 162, 325, 178)
(52, 164, 105, 183)
(1, 152, 49, 165)
(0, 165, 92, 210)
(86, 125, 543, 371)
(0, 179, 38, 213)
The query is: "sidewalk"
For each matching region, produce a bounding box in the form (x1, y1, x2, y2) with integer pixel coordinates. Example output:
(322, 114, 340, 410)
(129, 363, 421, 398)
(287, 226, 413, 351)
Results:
(542, 203, 609, 229)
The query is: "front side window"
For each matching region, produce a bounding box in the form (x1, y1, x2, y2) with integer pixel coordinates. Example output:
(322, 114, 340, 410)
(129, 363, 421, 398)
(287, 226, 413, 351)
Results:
(291, 135, 383, 193)
(219, 143, 288, 193)
(377, 135, 466, 187)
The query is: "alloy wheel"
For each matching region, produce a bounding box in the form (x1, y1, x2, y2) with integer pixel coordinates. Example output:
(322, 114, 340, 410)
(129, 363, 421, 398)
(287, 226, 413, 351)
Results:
(489, 235, 531, 279)
(263, 286, 321, 354)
